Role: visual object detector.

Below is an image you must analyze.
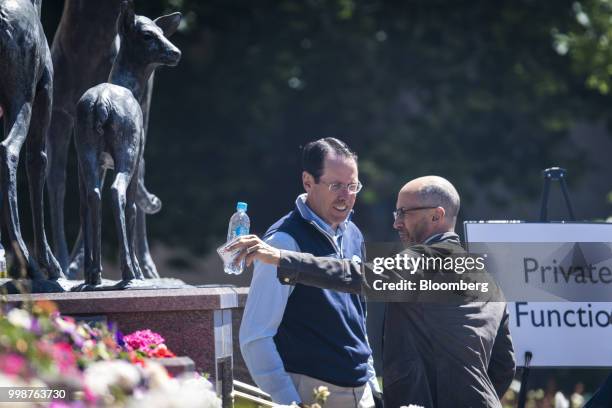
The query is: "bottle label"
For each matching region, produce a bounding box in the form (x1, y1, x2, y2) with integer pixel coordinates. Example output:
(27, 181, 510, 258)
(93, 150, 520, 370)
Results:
(235, 226, 249, 237)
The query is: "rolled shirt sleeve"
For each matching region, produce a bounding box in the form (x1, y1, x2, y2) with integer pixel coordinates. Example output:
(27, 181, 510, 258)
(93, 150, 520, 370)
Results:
(239, 232, 301, 405)
(366, 341, 382, 395)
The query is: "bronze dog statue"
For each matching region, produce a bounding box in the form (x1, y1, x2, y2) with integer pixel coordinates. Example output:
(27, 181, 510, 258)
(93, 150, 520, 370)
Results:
(73, 1, 180, 290)
(47, 0, 166, 279)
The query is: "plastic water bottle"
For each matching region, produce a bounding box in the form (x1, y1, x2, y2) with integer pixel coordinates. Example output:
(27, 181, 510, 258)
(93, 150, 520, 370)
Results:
(224, 202, 250, 275)
(0, 244, 6, 279)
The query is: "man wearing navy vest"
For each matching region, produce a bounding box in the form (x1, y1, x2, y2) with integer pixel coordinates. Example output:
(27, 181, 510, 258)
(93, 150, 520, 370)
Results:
(239, 138, 380, 407)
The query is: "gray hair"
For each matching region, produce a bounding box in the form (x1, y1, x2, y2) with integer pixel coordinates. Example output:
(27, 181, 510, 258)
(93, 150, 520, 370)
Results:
(414, 176, 460, 219)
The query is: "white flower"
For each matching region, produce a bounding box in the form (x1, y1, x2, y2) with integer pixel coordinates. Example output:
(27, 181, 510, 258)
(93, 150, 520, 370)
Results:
(141, 361, 172, 391)
(177, 374, 215, 393)
(84, 360, 141, 397)
(82, 339, 95, 350)
(54, 316, 74, 329)
(0, 372, 46, 388)
(127, 373, 220, 408)
(0, 372, 24, 387)
(314, 385, 330, 401)
(7, 308, 32, 330)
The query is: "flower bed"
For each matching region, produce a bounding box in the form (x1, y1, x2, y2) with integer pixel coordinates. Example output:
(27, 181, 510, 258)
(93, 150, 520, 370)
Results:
(0, 300, 221, 407)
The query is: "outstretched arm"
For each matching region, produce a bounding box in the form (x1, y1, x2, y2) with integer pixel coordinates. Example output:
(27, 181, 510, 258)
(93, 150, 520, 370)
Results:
(228, 235, 364, 293)
(277, 249, 363, 293)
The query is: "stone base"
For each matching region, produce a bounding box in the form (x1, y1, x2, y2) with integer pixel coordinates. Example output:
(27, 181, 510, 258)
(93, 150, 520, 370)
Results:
(0, 277, 193, 294)
(150, 356, 195, 377)
(0, 279, 65, 294)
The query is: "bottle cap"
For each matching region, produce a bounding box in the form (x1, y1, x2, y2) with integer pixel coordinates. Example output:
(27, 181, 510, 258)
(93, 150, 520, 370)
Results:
(236, 202, 248, 212)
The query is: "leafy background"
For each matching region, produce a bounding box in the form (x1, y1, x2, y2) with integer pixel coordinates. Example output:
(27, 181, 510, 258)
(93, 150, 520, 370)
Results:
(0, 0, 606, 395)
(29, 0, 612, 262)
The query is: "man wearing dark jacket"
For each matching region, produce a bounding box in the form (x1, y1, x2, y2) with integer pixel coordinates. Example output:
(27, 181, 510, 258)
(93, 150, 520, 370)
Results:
(230, 176, 516, 408)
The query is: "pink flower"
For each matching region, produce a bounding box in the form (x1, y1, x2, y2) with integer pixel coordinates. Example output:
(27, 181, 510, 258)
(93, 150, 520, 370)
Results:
(122, 329, 177, 359)
(0, 353, 26, 376)
(82, 385, 97, 404)
(123, 330, 165, 352)
(51, 342, 77, 374)
(48, 402, 70, 408)
(49, 402, 86, 408)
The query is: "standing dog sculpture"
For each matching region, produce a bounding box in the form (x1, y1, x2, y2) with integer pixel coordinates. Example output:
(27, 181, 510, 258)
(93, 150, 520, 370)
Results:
(0, 0, 62, 280)
(47, 0, 164, 279)
(73, 2, 181, 290)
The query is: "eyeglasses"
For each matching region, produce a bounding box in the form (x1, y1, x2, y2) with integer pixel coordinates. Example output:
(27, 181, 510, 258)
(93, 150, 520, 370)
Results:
(392, 206, 438, 221)
(318, 180, 363, 194)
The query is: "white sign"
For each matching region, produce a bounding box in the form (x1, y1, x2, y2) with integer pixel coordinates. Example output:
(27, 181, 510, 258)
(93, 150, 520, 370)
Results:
(464, 221, 612, 367)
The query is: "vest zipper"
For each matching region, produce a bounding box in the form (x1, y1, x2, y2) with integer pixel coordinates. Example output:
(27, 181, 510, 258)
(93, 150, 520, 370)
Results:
(307, 220, 342, 257)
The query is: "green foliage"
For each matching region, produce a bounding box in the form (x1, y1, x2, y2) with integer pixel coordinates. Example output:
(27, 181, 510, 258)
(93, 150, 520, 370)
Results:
(553, 0, 612, 95)
(36, 0, 612, 255)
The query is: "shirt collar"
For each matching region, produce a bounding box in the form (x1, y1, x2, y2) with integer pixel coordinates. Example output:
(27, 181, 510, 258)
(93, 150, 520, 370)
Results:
(424, 231, 460, 244)
(295, 193, 351, 238)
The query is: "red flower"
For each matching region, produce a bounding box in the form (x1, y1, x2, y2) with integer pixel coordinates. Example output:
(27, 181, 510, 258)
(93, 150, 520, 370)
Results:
(128, 351, 146, 367)
(151, 344, 175, 358)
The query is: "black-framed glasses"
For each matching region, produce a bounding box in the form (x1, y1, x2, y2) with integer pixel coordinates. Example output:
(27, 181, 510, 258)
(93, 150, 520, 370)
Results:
(318, 180, 363, 194)
(393, 206, 438, 221)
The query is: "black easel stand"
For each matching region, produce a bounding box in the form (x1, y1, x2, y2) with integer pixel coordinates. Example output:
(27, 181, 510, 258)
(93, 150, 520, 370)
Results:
(517, 167, 577, 408)
(539, 167, 576, 222)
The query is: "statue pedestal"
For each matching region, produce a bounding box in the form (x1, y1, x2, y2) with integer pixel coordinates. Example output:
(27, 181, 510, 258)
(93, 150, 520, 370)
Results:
(150, 356, 196, 377)
(4, 286, 251, 390)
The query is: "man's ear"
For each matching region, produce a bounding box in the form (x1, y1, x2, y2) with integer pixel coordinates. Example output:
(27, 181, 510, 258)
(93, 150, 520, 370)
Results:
(302, 171, 314, 192)
(154, 12, 182, 37)
(432, 207, 445, 222)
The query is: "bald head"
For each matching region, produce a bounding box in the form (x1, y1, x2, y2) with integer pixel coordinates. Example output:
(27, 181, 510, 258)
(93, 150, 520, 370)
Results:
(394, 175, 461, 244)
(400, 176, 460, 226)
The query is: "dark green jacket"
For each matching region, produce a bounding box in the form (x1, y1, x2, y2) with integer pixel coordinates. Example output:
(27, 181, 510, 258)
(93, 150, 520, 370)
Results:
(276, 235, 516, 408)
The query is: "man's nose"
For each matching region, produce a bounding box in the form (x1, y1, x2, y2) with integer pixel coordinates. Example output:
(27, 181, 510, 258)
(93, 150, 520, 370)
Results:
(337, 189, 350, 200)
(393, 217, 403, 230)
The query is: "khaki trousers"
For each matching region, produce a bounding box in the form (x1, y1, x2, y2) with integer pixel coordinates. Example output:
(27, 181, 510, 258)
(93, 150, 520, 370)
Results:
(288, 372, 375, 408)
